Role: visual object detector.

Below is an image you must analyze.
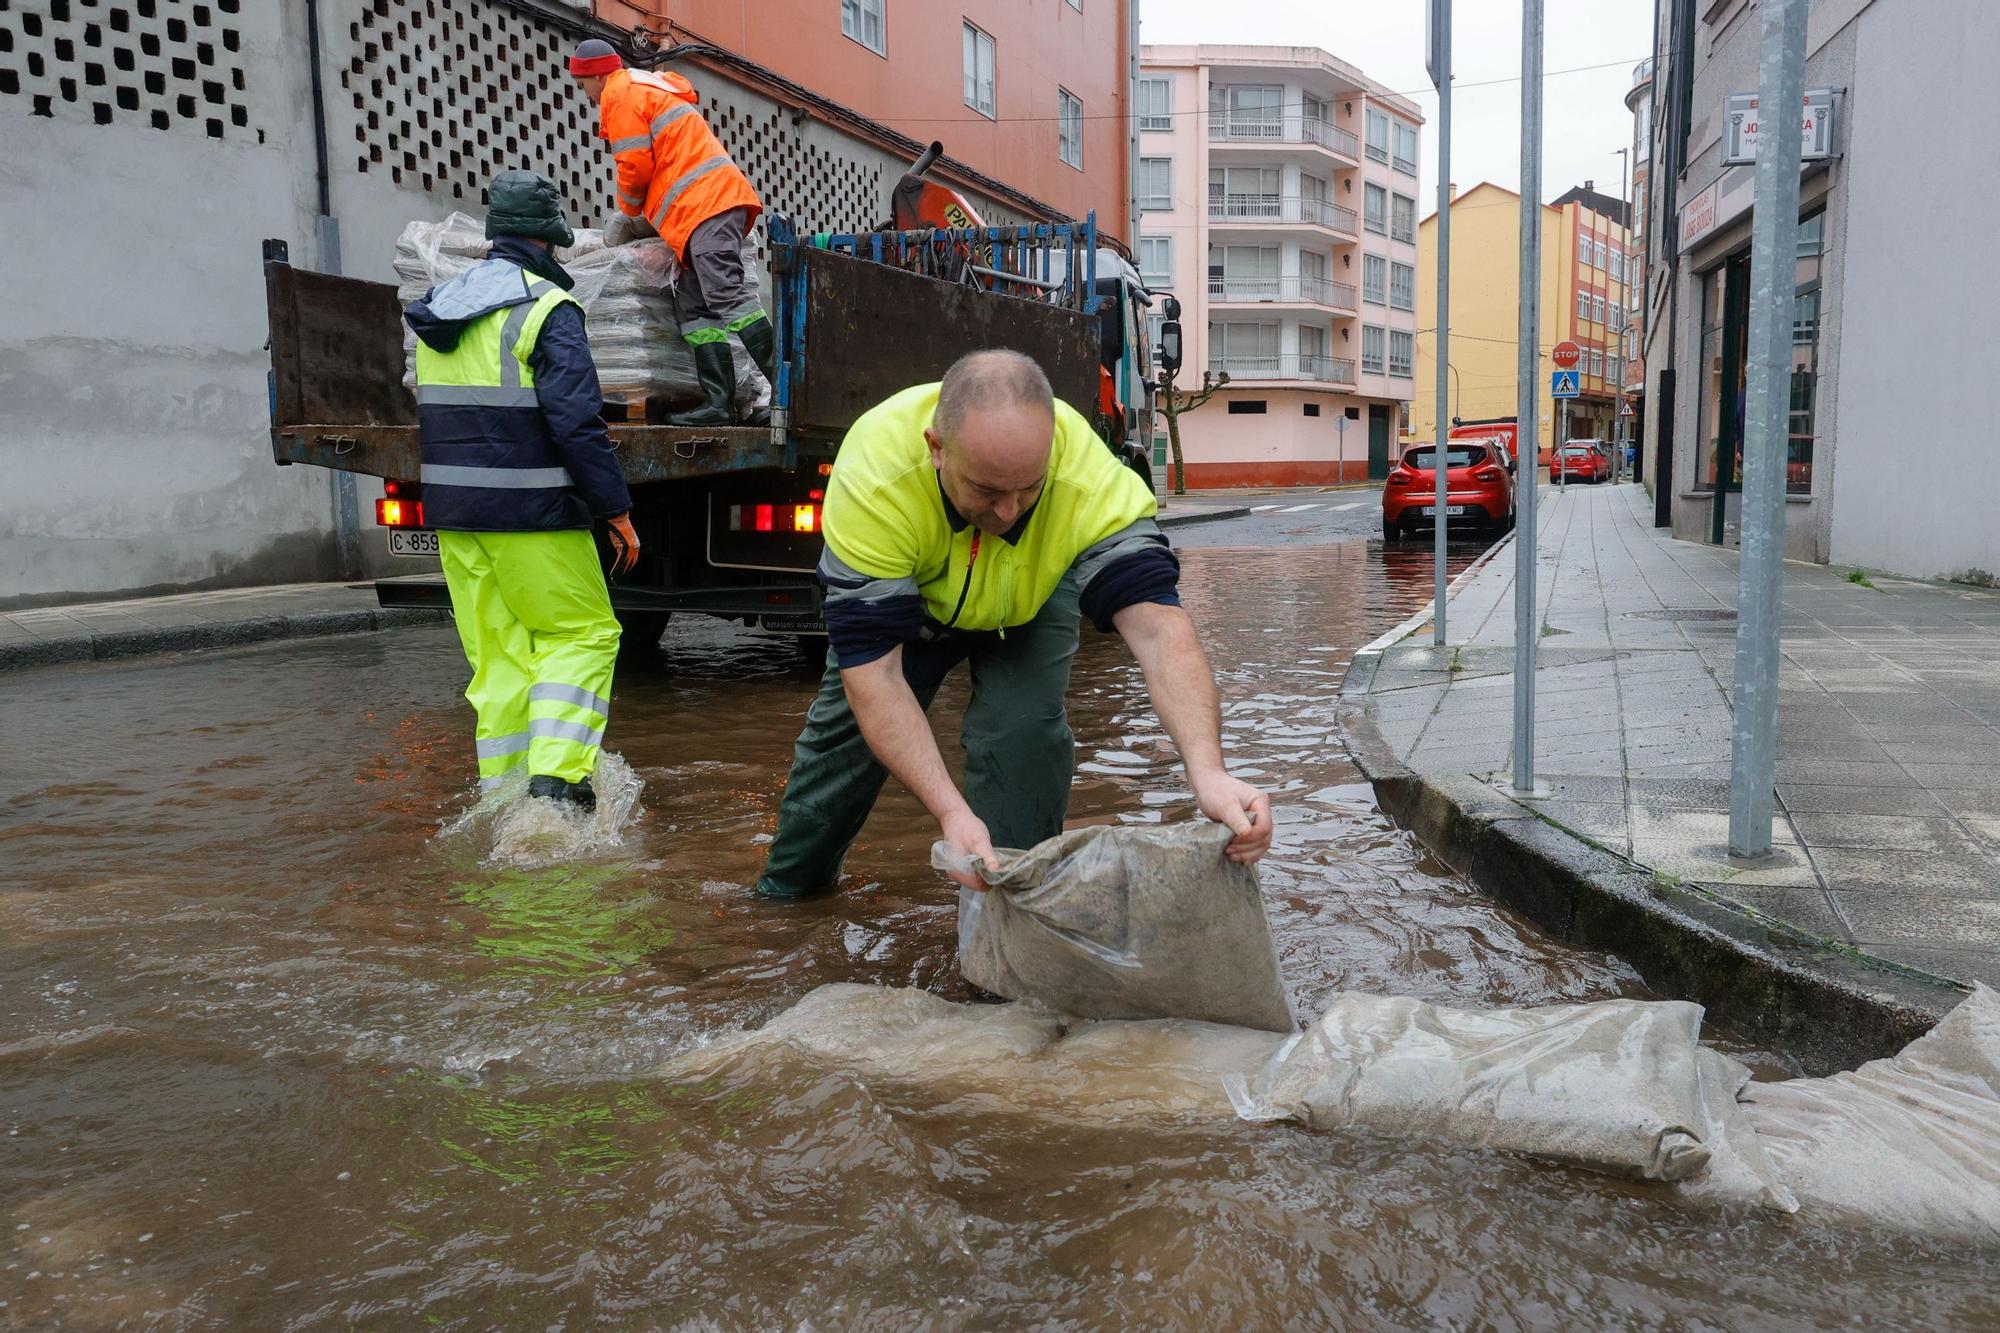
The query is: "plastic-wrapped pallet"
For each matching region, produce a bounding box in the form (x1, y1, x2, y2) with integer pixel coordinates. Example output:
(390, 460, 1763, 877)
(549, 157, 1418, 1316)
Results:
(392, 212, 768, 413)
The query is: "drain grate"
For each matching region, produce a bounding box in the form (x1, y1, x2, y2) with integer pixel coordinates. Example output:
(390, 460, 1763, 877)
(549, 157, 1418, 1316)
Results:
(1626, 609, 1738, 622)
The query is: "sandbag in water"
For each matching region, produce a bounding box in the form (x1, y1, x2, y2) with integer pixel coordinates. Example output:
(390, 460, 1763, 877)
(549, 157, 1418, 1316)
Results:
(938, 822, 1294, 1033)
(1223, 990, 1767, 1186)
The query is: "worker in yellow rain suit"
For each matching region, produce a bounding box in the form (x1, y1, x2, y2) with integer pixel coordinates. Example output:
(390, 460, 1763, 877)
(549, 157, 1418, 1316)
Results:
(404, 170, 641, 810)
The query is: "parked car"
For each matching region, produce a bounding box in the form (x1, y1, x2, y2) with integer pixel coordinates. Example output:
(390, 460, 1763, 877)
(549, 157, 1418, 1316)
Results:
(1554, 439, 1612, 484)
(1383, 440, 1515, 541)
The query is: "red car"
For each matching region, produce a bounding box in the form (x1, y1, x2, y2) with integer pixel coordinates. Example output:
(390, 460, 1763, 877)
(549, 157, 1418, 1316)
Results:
(1383, 440, 1515, 541)
(1553, 440, 1613, 484)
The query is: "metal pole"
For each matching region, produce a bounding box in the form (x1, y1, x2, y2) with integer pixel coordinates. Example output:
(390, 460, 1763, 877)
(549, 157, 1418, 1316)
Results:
(1512, 0, 1543, 795)
(1431, 0, 1453, 646)
(1338, 414, 1347, 485)
(1728, 0, 1808, 857)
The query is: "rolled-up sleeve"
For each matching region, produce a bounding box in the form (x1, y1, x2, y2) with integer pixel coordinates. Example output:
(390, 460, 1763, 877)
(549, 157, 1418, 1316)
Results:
(819, 545, 924, 668)
(1073, 517, 1181, 632)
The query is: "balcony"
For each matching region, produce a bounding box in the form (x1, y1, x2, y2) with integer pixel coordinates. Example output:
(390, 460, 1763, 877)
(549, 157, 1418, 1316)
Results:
(1208, 194, 1360, 237)
(1208, 115, 1361, 160)
(1209, 354, 1358, 387)
(1209, 275, 1358, 312)
(1632, 57, 1654, 89)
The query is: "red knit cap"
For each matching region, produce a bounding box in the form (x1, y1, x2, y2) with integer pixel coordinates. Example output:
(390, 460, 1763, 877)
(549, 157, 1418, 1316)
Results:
(568, 39, 623, 77)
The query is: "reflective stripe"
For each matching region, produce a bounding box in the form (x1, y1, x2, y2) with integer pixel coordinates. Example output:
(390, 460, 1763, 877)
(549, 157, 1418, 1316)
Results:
(416, 384, 541, 407)
(421, 464, 577, 489)
(618, 186, 646, 207)
(819, 548, 920, 605)
(1074, 518, 1168, 589)
(649, 154, 736, 232)
(497, 300, 536, 390)
(682, 327, 731, 347)
(480, 775, 508, 791)
(529, 682, 612, 716)
(475, 732, 532, 759)
(530, 716, 606, 749)
(649, 104, 696, 138)
(608, 134, 653, 154)
(723, 306, 769, 332)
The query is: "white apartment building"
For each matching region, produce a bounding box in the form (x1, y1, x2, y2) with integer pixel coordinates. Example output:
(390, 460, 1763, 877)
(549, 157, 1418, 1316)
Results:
(1137, 45, 1424, 487)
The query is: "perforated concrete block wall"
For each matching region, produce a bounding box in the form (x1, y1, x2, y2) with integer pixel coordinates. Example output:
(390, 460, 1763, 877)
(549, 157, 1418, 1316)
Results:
(0, 0, 261, 142)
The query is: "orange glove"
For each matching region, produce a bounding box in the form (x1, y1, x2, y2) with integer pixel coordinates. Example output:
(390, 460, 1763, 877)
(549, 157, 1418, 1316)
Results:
(605, 512, 640, 577)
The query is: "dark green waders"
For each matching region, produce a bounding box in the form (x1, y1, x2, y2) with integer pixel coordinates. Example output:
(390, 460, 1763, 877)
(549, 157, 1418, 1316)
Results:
(754, 576, 1082, 898)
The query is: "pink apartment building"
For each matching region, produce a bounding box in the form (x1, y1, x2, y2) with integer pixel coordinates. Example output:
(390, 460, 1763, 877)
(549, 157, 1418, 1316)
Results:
(1138, 45, 1423, 487)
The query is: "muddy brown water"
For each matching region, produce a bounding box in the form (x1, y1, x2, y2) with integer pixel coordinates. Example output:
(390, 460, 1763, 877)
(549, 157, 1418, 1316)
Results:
(3, 540, 1994, 1329)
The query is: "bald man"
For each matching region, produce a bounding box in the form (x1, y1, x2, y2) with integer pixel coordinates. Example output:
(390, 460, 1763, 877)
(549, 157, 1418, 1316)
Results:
(755, 349, 1271, 899)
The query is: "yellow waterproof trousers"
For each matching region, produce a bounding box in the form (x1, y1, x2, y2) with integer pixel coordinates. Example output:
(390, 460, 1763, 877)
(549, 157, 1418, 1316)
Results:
(439, 529, 621, 787)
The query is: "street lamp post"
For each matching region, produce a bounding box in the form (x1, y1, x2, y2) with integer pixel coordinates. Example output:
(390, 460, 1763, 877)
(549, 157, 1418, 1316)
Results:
(1613, 147, 1630, 482)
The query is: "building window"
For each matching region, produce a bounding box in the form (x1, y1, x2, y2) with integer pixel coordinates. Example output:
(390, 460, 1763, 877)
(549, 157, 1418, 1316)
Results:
(1788, 212, 1826, 494)
(1211, 165, 1281, 218)
(1211, 84, 1285, 138)
(1210, 321, 1280, 376)
(1362, 325, 1386, 374)
(1058, 89, 1083, 168)
(1593, 294, 1606, 323)
(1635, 96, 1651, 161)
(840, 0, 886, 55)
(1138, 237, 1172, 289)
(1389, 261, 1415, 311)
(1392, 121, 1419, 174)
(1364, 183, 1388, 234)
(1365, 108, 1390, 163)
(1066, 0, 1082, 9)
(1137, 77, 1173, 132)
(962, 23, 996, 119)
(1576, 291, 1590, 322)
(1590, 349, 1604, 377)
(1138, 156, 1173, 211)
(1227, 400, 1268, 414)
(1363, 254, 1387, 304)
(1389, 329, 1415, 377)
(1390, 193, 1416, 243)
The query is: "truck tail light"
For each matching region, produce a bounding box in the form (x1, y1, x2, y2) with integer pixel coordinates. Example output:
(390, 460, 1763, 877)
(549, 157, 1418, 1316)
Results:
(376, 498, 425, 527)
(725, 501, 820, 534)
(792, 504, 818, 533)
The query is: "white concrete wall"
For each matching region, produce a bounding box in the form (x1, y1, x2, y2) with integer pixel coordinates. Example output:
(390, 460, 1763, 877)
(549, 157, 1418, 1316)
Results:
(0, 3, 342, 606)
(1827, 0, 2000, 580)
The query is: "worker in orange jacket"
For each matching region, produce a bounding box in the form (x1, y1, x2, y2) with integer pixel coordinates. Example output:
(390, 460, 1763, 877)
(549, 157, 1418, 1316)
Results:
(569, 39, 775, 427)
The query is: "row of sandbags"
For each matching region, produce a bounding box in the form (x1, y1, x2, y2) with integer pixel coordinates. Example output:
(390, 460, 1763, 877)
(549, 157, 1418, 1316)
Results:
(391, 212, 768, 412)
(664, 980, 2000, 1243)
(675, 820, 2000, 1243)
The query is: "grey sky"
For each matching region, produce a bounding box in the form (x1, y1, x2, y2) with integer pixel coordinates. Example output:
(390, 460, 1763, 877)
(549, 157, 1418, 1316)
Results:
(1141, 0, 1655, 212)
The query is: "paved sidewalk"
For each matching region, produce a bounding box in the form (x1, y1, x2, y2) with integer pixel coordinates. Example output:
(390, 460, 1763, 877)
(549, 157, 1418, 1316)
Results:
(1354, 482, 2000, 990)
(0, 580, 446, 672)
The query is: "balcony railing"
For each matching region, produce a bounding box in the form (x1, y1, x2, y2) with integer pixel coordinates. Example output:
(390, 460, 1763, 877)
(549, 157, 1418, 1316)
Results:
(1208, 275, 1358, 311)
(1208, 194, 1359, 235)
(1208, 115, 1360, 158)
(1209, 354, 1358, 386)
(1632, 57, 1654, 89)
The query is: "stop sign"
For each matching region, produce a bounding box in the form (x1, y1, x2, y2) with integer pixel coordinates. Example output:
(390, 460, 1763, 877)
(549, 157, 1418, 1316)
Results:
(1552, 341, 1582, 370)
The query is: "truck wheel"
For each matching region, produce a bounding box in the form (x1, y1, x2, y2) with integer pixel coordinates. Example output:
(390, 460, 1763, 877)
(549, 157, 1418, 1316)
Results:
(1124, 447, 1154, 493)
(615, 612, 673, 663)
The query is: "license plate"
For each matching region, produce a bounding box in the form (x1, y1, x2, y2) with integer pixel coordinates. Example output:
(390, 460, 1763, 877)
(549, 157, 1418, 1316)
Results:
(388, 529, 439, 557)
(1418, 506, 1469, 517)
(760, 614, 827, 635)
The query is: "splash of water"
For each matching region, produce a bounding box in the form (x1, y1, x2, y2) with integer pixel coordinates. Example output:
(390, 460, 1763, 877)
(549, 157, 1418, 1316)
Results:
(435, 752, 645, 869)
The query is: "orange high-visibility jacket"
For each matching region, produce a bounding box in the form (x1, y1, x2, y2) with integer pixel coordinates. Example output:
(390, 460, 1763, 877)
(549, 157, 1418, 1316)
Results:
(598, 67, 761, 259)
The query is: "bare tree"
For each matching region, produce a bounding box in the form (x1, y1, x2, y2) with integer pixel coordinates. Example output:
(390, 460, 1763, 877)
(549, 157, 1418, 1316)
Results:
(1155, 369, 1229, 496)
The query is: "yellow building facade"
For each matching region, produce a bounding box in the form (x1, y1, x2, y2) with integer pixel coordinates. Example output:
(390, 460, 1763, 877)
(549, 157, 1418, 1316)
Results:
(1412, 183, 1631, 463)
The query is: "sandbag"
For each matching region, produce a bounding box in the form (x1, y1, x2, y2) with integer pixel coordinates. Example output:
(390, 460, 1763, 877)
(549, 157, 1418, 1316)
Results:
(938, 822, 1294, 1032)
(1733, 983, 2000, 1242)
(392, 212, 768, 410)
(1223, 990, 1750, 1184)
(662, 983, 1288, 1124)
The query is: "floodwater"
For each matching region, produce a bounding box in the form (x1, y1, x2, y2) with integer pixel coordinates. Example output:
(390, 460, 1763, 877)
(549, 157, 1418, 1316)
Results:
(3, 536, 1994, 1330)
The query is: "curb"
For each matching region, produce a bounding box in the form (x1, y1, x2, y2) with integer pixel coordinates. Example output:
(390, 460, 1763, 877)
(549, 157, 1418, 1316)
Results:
(0, 606, 450, 675)
(1338, 541, 1968, 1075)
(1157, 506, 1252, 529)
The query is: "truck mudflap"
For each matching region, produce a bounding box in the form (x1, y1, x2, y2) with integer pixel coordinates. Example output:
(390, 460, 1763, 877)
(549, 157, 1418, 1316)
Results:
(373, 577, 823, 630)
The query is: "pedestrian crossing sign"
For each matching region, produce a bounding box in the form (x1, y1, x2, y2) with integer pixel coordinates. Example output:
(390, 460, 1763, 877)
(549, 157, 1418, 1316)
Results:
(1550, 370, 1581, 399)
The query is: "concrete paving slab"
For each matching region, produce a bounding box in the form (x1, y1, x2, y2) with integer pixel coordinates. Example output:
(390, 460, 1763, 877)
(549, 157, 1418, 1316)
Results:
(1810, 847, 2000, 899)
(1834, 891, 2000, 951)
(1698, 883, 1853, 944)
